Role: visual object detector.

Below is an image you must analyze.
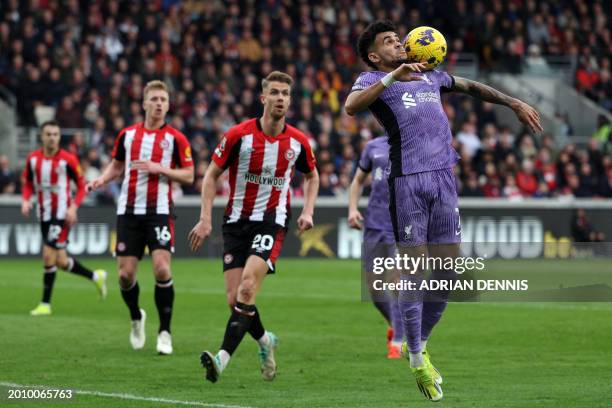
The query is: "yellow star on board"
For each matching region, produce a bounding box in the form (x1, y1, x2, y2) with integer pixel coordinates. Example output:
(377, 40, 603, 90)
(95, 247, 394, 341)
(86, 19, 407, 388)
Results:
(295, 224, 335, 257)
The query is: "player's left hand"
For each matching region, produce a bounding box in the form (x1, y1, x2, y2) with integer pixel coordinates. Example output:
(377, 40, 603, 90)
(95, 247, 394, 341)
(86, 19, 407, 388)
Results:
(65, 205, 78, 227)
(131, 160, 164, 175)
(512, 99, 543, 134)
(297, 213, 314, 234)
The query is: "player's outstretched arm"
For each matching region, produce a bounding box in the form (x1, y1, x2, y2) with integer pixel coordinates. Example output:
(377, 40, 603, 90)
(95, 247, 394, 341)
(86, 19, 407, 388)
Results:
(345, 63, 426, 116)
(130, 161, 194, 185)
(297, 168, 319, 233)
(188, 161, 224, 252)
(452, 76, 543, 134)
(348, 168, 368, 230)
(86, 159, 125, 192)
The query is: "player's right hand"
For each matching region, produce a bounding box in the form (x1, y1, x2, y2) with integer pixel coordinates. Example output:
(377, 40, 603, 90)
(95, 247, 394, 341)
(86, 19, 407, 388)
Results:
(188, 218, 212, 252)
(21, 201, 31, 218)
(392, 63, 427, 82)
(348, 209, 364, 230)
(86, 178, 104, 192)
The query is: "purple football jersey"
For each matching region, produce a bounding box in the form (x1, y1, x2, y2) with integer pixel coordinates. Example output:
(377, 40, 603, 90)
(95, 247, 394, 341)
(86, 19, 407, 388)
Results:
(358, 136, 393, 232)
(351, 70, 460, 177)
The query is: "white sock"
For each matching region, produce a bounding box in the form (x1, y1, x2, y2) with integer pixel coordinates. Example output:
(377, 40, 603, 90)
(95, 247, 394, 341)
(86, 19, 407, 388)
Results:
(92, 271, 99, 281)
(409, 352, 424, 368)
(421, 339, 428, 351)
(257, 331, 270, 348)
(391, 340, 402, 348)
(217, 350, 231, 371)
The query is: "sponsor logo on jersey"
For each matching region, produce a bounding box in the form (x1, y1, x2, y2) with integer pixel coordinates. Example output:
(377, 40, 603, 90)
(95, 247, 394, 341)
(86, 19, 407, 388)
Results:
(244, 172, 286, 190)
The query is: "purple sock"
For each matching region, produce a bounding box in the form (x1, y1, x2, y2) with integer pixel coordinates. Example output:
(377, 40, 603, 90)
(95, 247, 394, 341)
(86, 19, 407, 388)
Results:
(399, 275, 424, 353)
(421, 270, 454, 341)
(390, 297, 404, 342)
(421, 301, 448, 341)
(373, 300, 391, 323)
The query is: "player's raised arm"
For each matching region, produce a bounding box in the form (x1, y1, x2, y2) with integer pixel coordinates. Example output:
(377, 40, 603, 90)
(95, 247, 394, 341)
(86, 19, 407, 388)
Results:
(451, 76, 543, 134)
(130, 161, 194, 185)
(348, 168, 368, 230)
(345, 63, 425, 116)
(188, 161, 224, 252)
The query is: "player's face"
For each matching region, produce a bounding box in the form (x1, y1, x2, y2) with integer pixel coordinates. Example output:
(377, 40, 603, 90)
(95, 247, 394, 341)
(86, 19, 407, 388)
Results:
(41, 125, 60, 153)
(261, 81, 291, 120)
(369, 31, 407, 68)
(143, 89, 170, 122)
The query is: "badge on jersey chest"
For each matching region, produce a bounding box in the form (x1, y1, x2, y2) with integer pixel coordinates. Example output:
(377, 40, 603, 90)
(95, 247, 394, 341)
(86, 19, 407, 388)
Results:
(284, 148, 296, 161)
(159, 139, 170, 150)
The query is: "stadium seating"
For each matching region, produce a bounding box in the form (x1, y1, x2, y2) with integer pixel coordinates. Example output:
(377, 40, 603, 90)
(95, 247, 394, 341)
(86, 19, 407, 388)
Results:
(0, 0, 610, 198)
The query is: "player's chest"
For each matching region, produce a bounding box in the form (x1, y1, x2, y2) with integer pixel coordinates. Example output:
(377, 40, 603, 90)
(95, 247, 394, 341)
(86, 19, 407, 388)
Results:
(238, 135, 298, 169)
(35, 158, 67, 185)
(383, 80, 442, 112)
(129, 132, 173, 161)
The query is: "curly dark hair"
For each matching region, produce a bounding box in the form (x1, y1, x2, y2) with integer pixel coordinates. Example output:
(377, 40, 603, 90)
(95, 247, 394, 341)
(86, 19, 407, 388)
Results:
(357, 20, 397, 69)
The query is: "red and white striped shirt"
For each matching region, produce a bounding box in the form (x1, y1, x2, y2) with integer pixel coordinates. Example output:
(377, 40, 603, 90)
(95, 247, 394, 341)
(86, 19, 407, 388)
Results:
(213, 118, 316, 227)
(112, 123, 193, 215)
(22, 149, 86, 221)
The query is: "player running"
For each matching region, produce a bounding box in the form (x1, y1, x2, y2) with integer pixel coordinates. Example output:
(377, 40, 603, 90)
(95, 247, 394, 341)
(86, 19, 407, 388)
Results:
(87, 80, 194, 355)
(21, 120, 107, 316)
(345, 21, 542, 401)
(348, 134, 404, 358)
(188, 71, 319, 383)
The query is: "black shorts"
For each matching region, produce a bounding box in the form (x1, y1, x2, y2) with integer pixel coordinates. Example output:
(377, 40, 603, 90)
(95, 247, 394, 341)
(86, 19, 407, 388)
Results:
(222, 220, 287, 273)
(40, 219, 70, 250)
(116, 214, 175, 259)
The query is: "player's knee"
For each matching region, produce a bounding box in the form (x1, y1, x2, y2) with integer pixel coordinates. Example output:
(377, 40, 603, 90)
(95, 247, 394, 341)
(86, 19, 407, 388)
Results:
(238, 278, 256, 302)
(118, 267, 136, 288)
(118, 273, 135, 289)
(153, 262, 171, 281)
(56, 259, 70, 270)
(43, 254, 55, 267)
(152, 255, 171, 279)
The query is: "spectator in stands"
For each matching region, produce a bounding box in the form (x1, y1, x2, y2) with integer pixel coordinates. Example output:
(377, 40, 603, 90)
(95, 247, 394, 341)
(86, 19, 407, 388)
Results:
(516, 159, 540, 197)
(503, 174, 522, 201)
(462, 172, 484, 197)
(0, 155, 17, 193)
(571, 209, 605, 242)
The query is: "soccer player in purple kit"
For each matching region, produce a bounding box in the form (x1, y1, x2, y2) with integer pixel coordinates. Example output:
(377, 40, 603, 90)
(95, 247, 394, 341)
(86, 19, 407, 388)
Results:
(345, 21, 542, 401)
(348, 134, 403, 359)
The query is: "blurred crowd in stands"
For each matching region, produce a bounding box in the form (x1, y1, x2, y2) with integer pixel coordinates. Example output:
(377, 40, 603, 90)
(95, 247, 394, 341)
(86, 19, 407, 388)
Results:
(0, 0, 610, 200)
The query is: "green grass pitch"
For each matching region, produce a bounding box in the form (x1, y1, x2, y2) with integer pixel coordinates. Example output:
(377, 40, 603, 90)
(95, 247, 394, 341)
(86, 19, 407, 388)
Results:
(1, 258, 611, 407)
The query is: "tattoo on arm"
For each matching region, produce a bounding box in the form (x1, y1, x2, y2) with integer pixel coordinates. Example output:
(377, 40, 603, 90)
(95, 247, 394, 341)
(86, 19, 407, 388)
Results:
(452, 76, 517, 108)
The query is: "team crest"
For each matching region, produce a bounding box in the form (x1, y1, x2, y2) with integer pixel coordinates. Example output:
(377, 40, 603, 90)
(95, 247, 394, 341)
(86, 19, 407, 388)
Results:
(159, 139, 170, 150)
(117, 242, 126, 251)
(223, 253, 234, 264)
(284, 148, 296, 160)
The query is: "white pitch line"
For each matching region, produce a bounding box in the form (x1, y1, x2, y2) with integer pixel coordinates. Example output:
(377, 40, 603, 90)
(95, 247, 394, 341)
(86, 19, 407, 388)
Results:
(0, 382, 252, 408)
